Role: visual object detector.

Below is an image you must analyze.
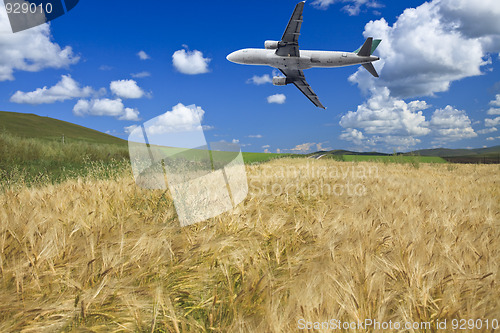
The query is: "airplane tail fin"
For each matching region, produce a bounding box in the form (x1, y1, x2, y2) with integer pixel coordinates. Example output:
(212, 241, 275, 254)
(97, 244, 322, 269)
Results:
(354, 38, 381, 56)
(354, 38, 381, 77)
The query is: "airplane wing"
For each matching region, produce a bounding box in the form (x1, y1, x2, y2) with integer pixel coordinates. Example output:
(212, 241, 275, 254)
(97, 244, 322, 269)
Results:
(279, 69, 326, 109)
(276, 1, 305, 57)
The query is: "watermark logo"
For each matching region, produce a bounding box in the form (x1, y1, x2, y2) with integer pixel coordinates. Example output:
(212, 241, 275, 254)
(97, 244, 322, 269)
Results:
(4, 0, 79, 33)
(128, 104, 248, 227)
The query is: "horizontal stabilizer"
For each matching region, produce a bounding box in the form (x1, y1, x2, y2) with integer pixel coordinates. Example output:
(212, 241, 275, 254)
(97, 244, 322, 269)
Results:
(362, 62, 379, 77)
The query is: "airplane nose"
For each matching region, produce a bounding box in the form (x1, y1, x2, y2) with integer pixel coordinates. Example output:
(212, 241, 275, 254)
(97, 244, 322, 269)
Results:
(227, 51, 237, 63)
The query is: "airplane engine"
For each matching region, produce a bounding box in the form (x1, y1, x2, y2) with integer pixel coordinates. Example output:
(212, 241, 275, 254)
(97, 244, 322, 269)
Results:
(272, 77, 288, 86)
(264, 40, 279, 49)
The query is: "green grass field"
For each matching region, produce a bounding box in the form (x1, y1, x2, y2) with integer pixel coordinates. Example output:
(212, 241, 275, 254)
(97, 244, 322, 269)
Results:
(0, 130, 296, 189)
(242, 152, 296, 163)
(0, 112, 298, 188)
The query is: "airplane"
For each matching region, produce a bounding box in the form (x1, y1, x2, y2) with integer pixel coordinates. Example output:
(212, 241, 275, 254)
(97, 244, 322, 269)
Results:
(226, 1, 381, 109)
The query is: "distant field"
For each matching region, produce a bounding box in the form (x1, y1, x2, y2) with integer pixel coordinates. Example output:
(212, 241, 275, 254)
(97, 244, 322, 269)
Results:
(0, 129, 299, 189)
(242, 152, 296, 163)
(340, 154, 447, 163)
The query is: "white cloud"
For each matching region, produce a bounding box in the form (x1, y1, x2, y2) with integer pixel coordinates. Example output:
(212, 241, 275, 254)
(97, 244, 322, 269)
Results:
(339, 88, 476, 147)
(10, 75, 93, 104)
(124, 124, 139, 134)
(137, 51, 150, 60)
(338, 0, 499, 149)
(339, 88, 430, 138)
(248, 134, 263, 138)
(73, 98, 140, 121)
(110, 79, 145, 99)
(0, 8, 79, 81)
(315, 142, 332, 151)
(490, 94, 500, 107)
(291, 142, 317, 153)
(99, 65, 113, 71)
(486, 136, 500, 141)
(145, 103, 206, 134)
(340, 128, 366, 145)
(172, 48, 211, 75)
(429, 105, 477, 142)
(262, 145, 271, 148)
(311, 0, 382, 15)
(119, 108, 141, 121)
(487, 95, 500, 115)
(485, 117, 500, 127)
(438, 0, 500, 40)
(131, 71, 151, 78)
(349, 0, 500, 99)
(477, 127, 497, 134)
(267, 94, 286, 104)
(247, 74, 272, 85)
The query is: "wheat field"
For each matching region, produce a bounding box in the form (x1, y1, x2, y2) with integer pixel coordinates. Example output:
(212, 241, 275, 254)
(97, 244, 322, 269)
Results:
(0, 159, 499, 332)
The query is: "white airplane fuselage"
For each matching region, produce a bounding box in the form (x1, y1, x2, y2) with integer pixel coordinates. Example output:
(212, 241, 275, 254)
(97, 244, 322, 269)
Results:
(226, 48, 379, 70)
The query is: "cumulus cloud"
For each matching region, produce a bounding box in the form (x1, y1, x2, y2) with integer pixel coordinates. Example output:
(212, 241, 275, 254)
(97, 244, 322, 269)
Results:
(172, 48, 211, 75)
(438, 0, 500, 40)
(10, 75, 93, 104)
(124, 124, 139, 134)
(144, 103, 206, 134)
(315, 142, 332, 151)
(247, 74, 272, 85)
(262, 145, 270, 148)
(340, 128, 366, 145)
(340, 88, 431, 137)
(267, 94, 286, 104)
(485, 117, 500, 127)
(290, 142, 317, 153)
(311, 0, 382, 15)
(110, 79, 146, 99)
(338, 0, 499, 149)
(488, 108, 500, 115)
(137, 51, 150, 60)
(350, 0, 500, 99)
(487, 94, 500, 115)
(429, 105, 477, 142)
(73, 98, 140, 121)
(131, 71, 151, 78)
(0, 8, 79, 81)
(486, 136, 499, 141)
(477, 127, 497, 134)
(490, 94, 500, 107)
(339, 88, 476, 147)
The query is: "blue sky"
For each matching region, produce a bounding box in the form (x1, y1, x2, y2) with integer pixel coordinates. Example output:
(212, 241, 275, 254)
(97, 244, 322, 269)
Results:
(1, 0, 500, 153)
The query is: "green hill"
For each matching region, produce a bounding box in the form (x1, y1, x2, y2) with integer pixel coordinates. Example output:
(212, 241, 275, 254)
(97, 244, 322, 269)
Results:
(0, 111, 127, 145)
(410, 146, 500, 157)
(308, 146, 500, 164)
